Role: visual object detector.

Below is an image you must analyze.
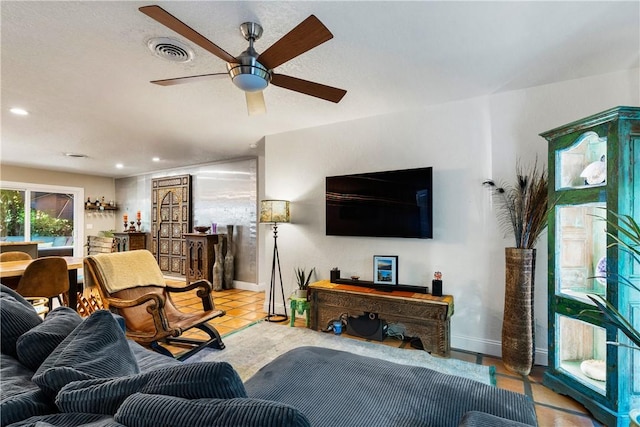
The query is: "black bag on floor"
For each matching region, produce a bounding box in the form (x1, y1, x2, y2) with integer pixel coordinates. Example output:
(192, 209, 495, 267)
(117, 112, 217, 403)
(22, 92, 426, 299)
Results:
(347, 312, 385, 341)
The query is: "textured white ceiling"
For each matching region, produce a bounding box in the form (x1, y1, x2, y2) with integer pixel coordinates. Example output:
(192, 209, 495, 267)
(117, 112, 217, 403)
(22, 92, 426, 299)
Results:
(2, 1, 638, 177)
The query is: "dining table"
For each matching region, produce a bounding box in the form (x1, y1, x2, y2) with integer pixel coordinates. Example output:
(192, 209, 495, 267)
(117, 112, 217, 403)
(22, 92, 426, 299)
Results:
(0, 256, 83, 312)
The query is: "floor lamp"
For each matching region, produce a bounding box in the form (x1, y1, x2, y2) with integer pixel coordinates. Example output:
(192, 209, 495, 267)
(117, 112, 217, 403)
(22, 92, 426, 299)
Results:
(260, 199, 290, 323)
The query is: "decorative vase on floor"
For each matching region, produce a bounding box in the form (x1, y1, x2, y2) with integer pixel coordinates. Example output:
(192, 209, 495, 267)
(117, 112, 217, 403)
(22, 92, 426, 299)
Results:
(502, 247, 536, 376)
(212, 236, 225, 291)
(224, 225, 235, 290)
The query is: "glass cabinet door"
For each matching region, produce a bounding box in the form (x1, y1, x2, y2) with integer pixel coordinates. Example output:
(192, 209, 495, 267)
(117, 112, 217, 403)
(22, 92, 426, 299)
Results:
(556, 131, 607, 190)
(556, 314, 607, 395)
(555, 203, 607, 302)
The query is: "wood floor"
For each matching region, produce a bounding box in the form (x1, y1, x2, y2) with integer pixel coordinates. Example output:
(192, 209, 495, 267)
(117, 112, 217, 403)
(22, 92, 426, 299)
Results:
(166, 284, 603, 427)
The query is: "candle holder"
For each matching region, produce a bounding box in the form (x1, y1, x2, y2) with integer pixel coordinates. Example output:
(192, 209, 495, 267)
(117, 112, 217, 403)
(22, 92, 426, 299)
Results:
(128, 221, 136, 232)
(123, 221, 128, 231)
(136, 219, 141, 231)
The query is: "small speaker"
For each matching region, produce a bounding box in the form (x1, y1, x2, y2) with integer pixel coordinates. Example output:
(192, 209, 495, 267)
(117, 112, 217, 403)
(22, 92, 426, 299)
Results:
(432, 280, 443, 297)
(330, 269, 340, 283)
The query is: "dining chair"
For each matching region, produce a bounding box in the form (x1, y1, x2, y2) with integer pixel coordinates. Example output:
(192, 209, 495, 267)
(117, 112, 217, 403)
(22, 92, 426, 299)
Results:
(0, 251, 34, 288)
(14, 257, 70, 311)
(0, 251, 33, 262)
(84, 249, 226, 360)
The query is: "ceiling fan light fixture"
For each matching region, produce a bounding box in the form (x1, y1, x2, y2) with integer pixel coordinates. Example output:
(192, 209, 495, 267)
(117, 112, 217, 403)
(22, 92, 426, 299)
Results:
(231, 71, 269, 92)
(227, 53, 271, 92)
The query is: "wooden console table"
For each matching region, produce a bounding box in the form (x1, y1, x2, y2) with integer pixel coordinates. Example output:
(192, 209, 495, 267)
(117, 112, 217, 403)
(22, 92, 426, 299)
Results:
(308, 280, 454, 357)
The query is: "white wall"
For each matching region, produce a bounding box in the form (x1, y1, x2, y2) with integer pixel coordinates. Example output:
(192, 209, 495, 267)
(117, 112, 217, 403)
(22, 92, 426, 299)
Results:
(262, 68, 639, 363)
(115, 158, 259, 287)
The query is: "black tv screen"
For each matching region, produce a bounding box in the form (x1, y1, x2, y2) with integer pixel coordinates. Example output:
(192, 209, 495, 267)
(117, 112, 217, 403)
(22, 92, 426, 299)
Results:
(326, 167, 433, 238)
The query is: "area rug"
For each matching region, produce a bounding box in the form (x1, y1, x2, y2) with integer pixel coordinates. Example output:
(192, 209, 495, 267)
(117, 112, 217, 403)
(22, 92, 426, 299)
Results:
(185, 321, 495, 385)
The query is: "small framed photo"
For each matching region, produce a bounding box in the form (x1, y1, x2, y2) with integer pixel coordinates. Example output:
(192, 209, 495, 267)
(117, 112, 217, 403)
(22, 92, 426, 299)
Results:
(373, 255, 398, 285)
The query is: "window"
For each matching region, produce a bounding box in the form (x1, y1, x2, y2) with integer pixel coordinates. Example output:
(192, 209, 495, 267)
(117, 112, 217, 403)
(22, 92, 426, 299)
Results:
(0, 181, 84, 257)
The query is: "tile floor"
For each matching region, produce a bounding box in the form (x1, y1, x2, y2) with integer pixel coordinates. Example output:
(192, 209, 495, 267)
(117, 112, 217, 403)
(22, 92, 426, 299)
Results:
(166, 283, 603, 427)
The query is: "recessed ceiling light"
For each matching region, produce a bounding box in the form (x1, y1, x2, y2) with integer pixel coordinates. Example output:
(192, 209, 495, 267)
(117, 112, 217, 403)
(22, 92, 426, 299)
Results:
(152, 157, 160, 162)
(10, 107, 29, 116)
(249, 143, 258, 149)
(64, 152, 88, 158)
(116, 163, 124, 169)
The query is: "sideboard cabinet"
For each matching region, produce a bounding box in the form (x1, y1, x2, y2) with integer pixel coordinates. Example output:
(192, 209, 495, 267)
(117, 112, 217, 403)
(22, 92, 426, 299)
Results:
(113, 232, 148, 252)
(540, 106, 639, 426)
(184, 233, 221, 285)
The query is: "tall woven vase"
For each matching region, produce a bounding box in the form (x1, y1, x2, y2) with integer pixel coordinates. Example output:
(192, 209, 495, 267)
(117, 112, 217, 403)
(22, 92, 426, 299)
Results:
(502, 248, 536, 376)
(223, 225, 235, 290)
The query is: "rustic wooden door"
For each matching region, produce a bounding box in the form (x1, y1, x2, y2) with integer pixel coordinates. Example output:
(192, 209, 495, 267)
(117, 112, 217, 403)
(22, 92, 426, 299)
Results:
(151, 175, 191, 276)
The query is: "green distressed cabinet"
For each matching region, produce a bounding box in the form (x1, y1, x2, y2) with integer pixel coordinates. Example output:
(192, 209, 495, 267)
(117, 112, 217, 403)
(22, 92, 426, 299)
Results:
(540, 106, 640, 427)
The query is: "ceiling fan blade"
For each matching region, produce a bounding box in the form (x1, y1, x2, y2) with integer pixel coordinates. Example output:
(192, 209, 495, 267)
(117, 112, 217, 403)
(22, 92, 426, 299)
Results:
(246, 91, 266, 115)
(151, 73, 228, 86)
(139, 5, 237, 64)
(271, 74, 346, 103)
(257, 15, 333, 70)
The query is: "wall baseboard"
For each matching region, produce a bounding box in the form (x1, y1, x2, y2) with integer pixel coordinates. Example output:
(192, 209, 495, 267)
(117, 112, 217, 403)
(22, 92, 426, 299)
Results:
(233, 280, 265, 292)
(452, 334, 548, 366)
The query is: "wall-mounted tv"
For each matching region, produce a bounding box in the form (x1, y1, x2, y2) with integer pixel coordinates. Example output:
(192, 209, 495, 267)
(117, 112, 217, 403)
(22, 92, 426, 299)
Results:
(326, 167, 433, 239)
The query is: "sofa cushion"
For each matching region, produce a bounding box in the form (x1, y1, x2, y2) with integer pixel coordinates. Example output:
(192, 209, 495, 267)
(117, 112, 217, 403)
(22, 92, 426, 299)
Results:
(0, 288, 42, 357)
(114, 393, 311, 427)
(127, 340, 181, 372)
(0, 353, 56, 427)
(32, 310, 139, 397)
(245, 346, 537, 427)
(5, 413, 125, 427)
(16, 307, 83, 371)
(56, 362, 247, 415)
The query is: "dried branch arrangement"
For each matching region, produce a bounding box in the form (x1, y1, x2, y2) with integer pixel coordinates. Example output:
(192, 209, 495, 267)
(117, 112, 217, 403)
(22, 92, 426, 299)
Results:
(483, 159, 549, 249)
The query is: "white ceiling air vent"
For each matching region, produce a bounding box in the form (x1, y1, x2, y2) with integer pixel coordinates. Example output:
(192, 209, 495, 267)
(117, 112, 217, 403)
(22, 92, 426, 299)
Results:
(147, 37, 194, 63)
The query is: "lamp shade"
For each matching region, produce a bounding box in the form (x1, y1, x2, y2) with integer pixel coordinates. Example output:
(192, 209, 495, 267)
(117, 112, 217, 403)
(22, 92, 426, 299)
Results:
(260, 200, 290, 224)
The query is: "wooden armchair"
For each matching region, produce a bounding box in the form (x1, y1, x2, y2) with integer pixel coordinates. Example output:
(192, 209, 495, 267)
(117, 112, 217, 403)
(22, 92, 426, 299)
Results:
(84, 250, 225, 360)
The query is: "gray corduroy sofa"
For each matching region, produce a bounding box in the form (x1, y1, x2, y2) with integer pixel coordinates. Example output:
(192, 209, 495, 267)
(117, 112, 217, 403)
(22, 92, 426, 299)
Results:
(1, 284, 537, 427)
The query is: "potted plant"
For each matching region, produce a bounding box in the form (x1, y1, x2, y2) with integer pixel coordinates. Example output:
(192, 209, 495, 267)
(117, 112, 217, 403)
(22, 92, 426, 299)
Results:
(578, 211, 640, 350)
(578, 211, 640, 426)
(483, 159, 551, 375)
(294, 267, 315, 299)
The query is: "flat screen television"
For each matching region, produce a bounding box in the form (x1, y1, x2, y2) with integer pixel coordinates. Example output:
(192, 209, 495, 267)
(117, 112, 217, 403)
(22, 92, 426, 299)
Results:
(326, 167, 433, 238)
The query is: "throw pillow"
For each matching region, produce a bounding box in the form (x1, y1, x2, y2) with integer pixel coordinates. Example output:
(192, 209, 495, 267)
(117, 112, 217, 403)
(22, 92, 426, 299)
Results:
(0, 289, 42, 357)
(1, 353, 57, 426)
(0, 284, 35, 308)
(114, 394, 311, 427)
(32, 310, 139, 397)
(16, 306, 83, 371)
(56, 362, 247, 415)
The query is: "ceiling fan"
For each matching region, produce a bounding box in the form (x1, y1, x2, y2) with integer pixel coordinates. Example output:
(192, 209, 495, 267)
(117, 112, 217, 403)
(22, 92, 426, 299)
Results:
(139, 5, 347, 115)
